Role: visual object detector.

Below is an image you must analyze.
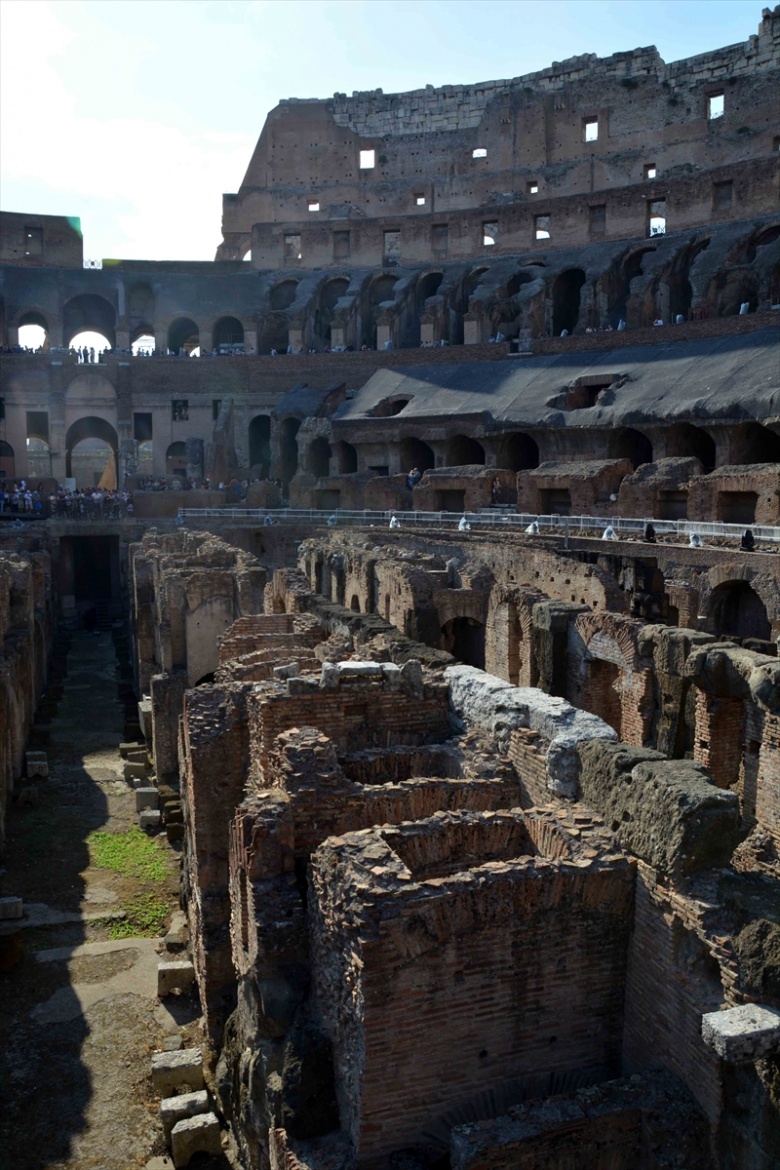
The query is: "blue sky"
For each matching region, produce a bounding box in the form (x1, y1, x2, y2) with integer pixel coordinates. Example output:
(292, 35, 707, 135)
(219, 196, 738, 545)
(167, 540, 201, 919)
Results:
(0, 0, 764, 261)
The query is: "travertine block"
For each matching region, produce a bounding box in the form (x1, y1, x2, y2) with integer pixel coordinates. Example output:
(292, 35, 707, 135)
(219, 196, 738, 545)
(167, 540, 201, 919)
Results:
(160, 1089, 209, 1142)
(702, 1004, 780, 1062)
(171, 1112, 221, 1167)
(151, 1048, 204, 1097)
(157, 960, 196, 997)
(135, 787, 159, 812)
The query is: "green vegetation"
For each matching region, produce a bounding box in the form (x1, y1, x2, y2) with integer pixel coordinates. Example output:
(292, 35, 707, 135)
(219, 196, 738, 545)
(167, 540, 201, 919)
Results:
(87, 826, 168, 882)
(87, 827, 170, 937)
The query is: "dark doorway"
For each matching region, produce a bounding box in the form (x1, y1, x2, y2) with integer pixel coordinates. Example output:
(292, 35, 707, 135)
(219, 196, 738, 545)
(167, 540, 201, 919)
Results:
(249, 415, 271, 475)
(610, 428, 653, 471)
(71, 535, 120, 606)
(708, 581, 770, 642)
(496, 432, 539, 472)
(441, 617, 485, 669)
(445, 435, 485, 466)
(400, 437, 435, 473)
(552, 269, 586, 335)
(279, 418, 300, 486)
(666, 423, 716, 471)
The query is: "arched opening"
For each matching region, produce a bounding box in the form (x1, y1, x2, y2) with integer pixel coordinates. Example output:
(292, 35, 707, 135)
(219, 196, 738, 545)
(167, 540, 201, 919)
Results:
(63, 294, 116, 348)
(405, 271, 444, 346)
(731, 422, 780, 465)
(0, 440, 15, 481)
(269, 280, 300, 311)
(666, 423, 716, 471)
(708, 269, 759, 318)
(314, 278, 350, 347)
(308, 437, 332, 479)
(350, 595, 360, 613)
(708, 581, 771, 642)
(259, 315, 289, 354)
(496, 432, 539, 472)
(213, 316, 244, 350)
(26, 437, 51, 479)
(243, 250, 252, 262)
(552, 269, 586, 335)
(741, 223, 780, 263)
(372, 397, 411, 418)
(167, 317, 200, 355)
(608, 246, 656, 326)
(18, 310, 48, 351)
(166, 442, 187, 478)
(609, 428, 653, 471)
(279, 418, 300, 486)
(131, 328, 155, 355)
(453, 266, 488, 344)
(334, 441, 358, 474)
(400, 437, 435, 473)
(441, 617, 485, 669)
(65, 417, 118, 486)
(362, 275, 398, 348)
(445, 435, 485, 466)
(249, 415, 271, 475)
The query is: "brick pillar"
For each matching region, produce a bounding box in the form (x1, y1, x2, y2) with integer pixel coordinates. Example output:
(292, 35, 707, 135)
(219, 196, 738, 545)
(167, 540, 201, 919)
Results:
(693, 691, 744, 790)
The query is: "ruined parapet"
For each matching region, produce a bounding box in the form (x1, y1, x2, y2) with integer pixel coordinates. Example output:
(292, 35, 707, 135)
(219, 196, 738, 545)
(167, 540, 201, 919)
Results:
(445, 664, 616, 800)
(516, 459, 632, 517)
(617, 457, 704, 518)
(577, 740, 740, 877)
(308, 807, 634, 1167)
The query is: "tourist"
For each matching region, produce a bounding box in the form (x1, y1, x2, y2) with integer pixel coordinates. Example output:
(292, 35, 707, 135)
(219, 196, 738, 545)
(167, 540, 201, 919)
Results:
(602, 525, 617, 540)
(741, 528, 756, 551)
(644, 522, 657, 543)
(389, 515, 400, 529)
(524, 519, 540, 535)
(458, 515, 471, 531)
(689, 532, 702, 547)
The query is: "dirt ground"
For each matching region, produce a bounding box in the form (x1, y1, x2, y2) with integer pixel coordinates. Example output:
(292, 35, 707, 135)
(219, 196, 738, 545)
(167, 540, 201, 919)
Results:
(0, 631, 235, 1170)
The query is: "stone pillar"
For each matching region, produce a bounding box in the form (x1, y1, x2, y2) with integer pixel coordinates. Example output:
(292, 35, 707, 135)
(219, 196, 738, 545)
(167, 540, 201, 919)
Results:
(420, 318, 436, 345)
(186, 438, 204, 482)
(154, 328, 168, 354)
(288, 325, 303, 353)
(693, 691, 744, 791)
(330, 325, 345, 350)
(199, 328, 212, 355)
(243, 328, 257, 355)
(463, 313, 481, 345)
(376, 322, 391, 350)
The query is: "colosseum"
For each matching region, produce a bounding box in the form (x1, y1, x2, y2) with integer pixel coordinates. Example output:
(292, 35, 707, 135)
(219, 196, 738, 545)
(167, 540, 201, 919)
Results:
(0, 8, 779, 1170)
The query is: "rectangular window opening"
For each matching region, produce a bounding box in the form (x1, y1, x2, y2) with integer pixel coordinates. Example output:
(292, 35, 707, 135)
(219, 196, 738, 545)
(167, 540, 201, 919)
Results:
(333, 230, 350, 260)
(432, 224, 449, 258)
(589, 204, 606, 239)
(483, 221, 497, 247)
(284, 233, 302, 261)
(534, 215, 551, 241)
(713, 180, 733, 211)
(472, 147, 487, 159)
(308, 201, 320, 212)
(134, 412, 152, 442)
(383, 230, 401, 265)
(171, 400, 189, 422)
(708, 92, 724, 120)
(583, 117, 598, 143)
(527, 181, 538, 194)
(647, 199, 666, 237)
(212, 399, 222, 421)
(415, 194, 426, 206)
(359, 149, 375, 169)
(644, 164, 656, 180)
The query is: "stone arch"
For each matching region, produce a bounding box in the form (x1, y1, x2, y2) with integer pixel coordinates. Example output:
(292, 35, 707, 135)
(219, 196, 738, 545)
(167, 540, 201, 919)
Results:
(308, 436, 332, 479)
(405, 270, 444, 346)
(269, 279, 300, 311)
(730, 422, 780, 465)
(63, 293, 116, 347)
(666, 237, 710, 321)
(707, 580, 771, 642)
(167, 316, 199, 354)
(445, 435, 485, 466)
(495, 432, 539, 472)
(259, 315, 289, 354)
(279, 417, 300, 486)
(166, 442, 187, 477)
(665, 423, 716, 471)
(453, 266, 489, 344)
(552, 269, 586, 335)
(65, 417, 118, 481)
(0, 439, 15, 480)
(400, 437, 435, 473)
(334, 441, 357, 474)
(17, 309, 49, 349)
(213, 316, 245, 349)
(249, 415, 271, 475)
(313, 277, 350, 346)
(707, 268, 759, 317)
(607, 245, 656, 326)
(609, 428, 653, 471)
(361, 275, 399, 348)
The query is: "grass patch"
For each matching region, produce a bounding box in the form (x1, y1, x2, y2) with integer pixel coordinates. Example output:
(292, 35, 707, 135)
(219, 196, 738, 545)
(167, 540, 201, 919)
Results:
(107, 893, 170, 939)
(87, 827, 168, 882)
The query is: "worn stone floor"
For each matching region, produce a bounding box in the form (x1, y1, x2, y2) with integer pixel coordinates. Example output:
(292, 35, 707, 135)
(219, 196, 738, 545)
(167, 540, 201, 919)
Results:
(0, 630, 230, 1170)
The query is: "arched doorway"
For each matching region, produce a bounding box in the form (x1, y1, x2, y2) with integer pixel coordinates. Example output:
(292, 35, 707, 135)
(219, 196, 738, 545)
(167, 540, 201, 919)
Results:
(279, 418, 300, 486)
(308, 437, 332, 478)
(552, 269, 586, 335)
(445, 435, 485, 466)
(609, 428, 653, 471)
(334, 441, 358, 474)
(400, 437, 435, 473)
(362, 276, 398, 348)
(708, 581, 770, 642)
(63, 294, 116, 348)
(0, 440, 15, 481)
(213, 316, 245, 350)
(167, 317, 200, 355)
(496, 432, 539, 471)
(166, 442, 187, 478)
(731, 423, 780, 465)
(666, 423, 716, 471)
(65, 417, 119, 486)
(441, 617, 485, 669)
(259, 315, 289, 354)
(269, 280, 300, 311)
(249, 415, 271, 475)
(17, 310, 48, 351)
(314, 278, 350, 347)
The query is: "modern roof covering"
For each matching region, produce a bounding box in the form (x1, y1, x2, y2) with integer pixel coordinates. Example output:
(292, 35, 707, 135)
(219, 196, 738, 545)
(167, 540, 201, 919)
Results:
(334, 328, 779, 431)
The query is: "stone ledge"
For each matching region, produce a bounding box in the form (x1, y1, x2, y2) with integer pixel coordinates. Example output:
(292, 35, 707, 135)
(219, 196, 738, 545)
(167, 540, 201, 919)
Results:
(701, 1004, 780, 1062)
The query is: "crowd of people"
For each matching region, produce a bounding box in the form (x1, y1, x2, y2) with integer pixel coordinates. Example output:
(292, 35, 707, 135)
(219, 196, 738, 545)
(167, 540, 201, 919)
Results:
(0, 481, 134, 519)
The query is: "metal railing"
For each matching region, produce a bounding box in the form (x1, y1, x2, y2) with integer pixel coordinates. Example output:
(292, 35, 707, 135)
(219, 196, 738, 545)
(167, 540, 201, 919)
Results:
(175, 507, 780, 545)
